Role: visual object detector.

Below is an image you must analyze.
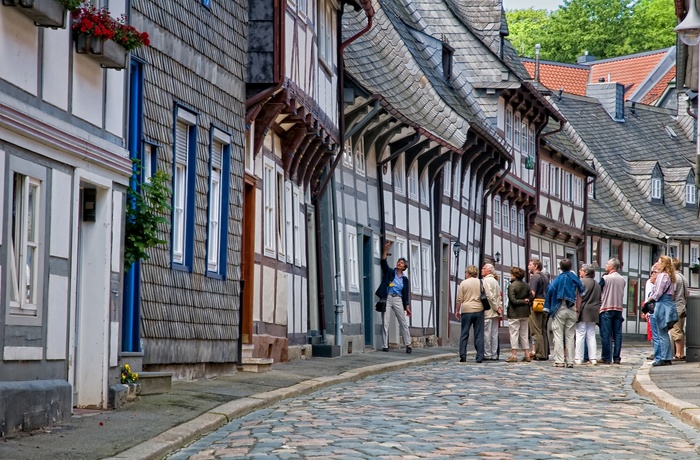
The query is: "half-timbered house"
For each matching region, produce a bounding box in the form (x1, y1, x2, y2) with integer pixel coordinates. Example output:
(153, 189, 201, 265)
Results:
(550, 83, 700, 335)
(0, 1, 131, 433)
(336, 0, 512, 350)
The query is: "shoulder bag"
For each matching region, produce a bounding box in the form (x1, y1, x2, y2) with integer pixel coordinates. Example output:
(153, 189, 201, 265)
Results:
(479, 280, 492, 311)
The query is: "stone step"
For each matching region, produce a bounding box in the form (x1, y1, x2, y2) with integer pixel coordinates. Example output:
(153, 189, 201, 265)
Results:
(239, 357, 274, 373)
(241, 344, 255, 359)
(119, 351, 144, 373)
(137, 371, 172, 395)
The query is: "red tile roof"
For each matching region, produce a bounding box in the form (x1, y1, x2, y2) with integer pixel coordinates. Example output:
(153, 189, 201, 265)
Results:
(641, 67, 675, 105)
(588, 50, 668, 96)
(522, 60, 590, 96)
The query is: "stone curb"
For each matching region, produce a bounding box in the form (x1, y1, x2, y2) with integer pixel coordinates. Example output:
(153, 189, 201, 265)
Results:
(105, 353, 455, 460)
(632, 361, 700, 429)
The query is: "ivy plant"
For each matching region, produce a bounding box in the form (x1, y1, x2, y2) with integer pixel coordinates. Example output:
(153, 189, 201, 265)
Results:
(124, 161, 171, 272)
(58, 0, 84, 10)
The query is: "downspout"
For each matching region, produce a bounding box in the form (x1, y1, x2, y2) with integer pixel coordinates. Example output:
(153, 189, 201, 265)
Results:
(580, 175, 596, 263)
(540, 119, 564, 139)
(245, 0, 286, 123)
(321, 2, 373, 349)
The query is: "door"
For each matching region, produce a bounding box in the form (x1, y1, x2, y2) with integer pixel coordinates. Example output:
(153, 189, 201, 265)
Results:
(440, 241, 450, 340)
(241, 176, 256, 344)
(362, 234, 373, 346)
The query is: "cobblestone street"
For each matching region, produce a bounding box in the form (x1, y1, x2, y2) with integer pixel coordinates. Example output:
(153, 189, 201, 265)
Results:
(168, 349, 700, 459)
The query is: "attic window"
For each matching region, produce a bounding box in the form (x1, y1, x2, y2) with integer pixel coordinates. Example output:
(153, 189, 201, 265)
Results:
(686, 174, 696, 207)
(442, 42, 454, 81)
(651, 177, 662, 201)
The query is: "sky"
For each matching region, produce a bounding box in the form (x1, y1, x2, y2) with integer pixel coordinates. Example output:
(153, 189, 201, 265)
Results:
(502, 0, 563, 11)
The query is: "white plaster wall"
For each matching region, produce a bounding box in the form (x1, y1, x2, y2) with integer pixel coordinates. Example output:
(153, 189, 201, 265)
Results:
(441, 203, 450, 233)
(420, 208, 430, 238)
(253, 264, 262, 321)
(261, 266, 275, 323)
(450, 207, 459, 235)
(407, 204, 419, 236)
(395, 200, 407, 231)
(348, 300, 361, 325)
(255, 187, 262, 254)
(72, 55, 104, 126)
(276, 270, 289, 326)
(111, 190, 123, 273)
(50, 170, 72, 258)
(0, 9, 38, 94)
(575, 209, 584, 229)
(550, 200, 561, 221)
(46, 274, 69, 360)
(42, 26, 70, 110)
(0, 149, 4, 242)
(383, 190, 393, 224)
(105, 70, 125, 137)
(301, 277, 308, 334)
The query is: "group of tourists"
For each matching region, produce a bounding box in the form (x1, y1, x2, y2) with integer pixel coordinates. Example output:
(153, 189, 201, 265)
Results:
(375, 239, 688, 366)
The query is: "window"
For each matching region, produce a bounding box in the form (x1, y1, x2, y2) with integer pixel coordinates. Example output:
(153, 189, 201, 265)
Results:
(686, 183, 696, 206)
(394, 237, 406, 266)
(207, 132, 230, 275)
(692, 246, 699, 266)
(263, 162, 276, 255)
(408, 161, 419, 201)
(592, 237, 601, 267)
(277, 171, 286, 259)
(443, 162, 451, 195)
(505, 108, 513, 144)
(298, 0, 307, 17)
(245, 122, 255, 174)
(588, 180, 595, 199)
(421, 244, 432, 295)
(651, 177, 662, 200)
(502, 200, 510, 231)
(453, 158, 461, 198)
(540, 161, 549, 192)
(142, 142, 157, 183)
(394, 154, 405, 195)
(519, 209, 525, 237)
(442, 42, 454, 80)
(337, 227, 345, 290)
(564, 172, 573, 202)
(355, 137, 365, 175)
(318, 0, 334, 69)
(514, 114, 521, 150)
(285, 182, 293, 263)
(549, 165, 560, 197)
(419, 171, 429, 205)
(410, 241, 421, 294)
(669, 245, 678, 259)
(521, 121, 528, 155)
(172, 109, 197, 268)
(574, 177, 583, 206)
(293, 187, 301, 266)
(343, 139, 353, 168)
(494, 197, 501, 228)
(347, 226, 359, 291)
(9, 173, 42, 315)
(511, 206, 517, 234)
(529, 127, 536, 158)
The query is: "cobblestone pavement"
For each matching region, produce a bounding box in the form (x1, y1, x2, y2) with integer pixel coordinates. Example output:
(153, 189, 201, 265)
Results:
(168, 349, 700, 459)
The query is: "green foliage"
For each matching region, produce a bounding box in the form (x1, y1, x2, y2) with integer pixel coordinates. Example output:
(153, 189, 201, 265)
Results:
(123, 161, 171, 272)
(505, 0, 676, 63)
(57, 0, 83, 10)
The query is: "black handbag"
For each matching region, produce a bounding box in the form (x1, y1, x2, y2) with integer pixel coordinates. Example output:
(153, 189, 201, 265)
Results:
(642, 299, 655, 314)
(375, 300, 386, 313)
(479, 280, 491, 311)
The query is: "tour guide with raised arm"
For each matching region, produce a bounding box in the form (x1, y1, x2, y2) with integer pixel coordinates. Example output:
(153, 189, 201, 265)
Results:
(375, 241, 413, 353)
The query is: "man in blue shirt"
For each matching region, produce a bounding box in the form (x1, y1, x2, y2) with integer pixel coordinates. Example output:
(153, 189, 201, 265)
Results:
(375, 241, 412, 353)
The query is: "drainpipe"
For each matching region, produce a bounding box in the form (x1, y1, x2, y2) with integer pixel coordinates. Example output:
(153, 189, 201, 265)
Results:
(540, 119, 564, 138)
(324, 2, 373, 349)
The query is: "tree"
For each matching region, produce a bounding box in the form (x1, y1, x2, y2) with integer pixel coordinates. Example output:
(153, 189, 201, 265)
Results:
(505, 0, 676, 63)
(504, 8, 549, 58)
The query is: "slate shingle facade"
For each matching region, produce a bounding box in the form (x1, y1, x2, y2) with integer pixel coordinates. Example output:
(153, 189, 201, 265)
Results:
(131, 0, 247, 370)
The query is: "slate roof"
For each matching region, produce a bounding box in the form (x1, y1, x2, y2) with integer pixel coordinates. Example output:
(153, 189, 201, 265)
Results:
(550, 94, 700, 241)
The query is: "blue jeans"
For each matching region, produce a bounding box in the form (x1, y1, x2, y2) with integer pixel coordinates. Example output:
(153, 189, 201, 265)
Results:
(600, 310, 623, 363)
(649, 312, 672, 362)
(460, 311, 484, 361)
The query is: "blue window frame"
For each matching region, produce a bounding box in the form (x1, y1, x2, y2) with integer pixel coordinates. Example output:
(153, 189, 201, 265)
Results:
(171, 105, 198, 271)
(206, 127, 231, 278)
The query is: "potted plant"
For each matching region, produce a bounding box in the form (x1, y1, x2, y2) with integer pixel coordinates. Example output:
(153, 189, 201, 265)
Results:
(72, 4, 149, 70)
(2, 0, 81, 29)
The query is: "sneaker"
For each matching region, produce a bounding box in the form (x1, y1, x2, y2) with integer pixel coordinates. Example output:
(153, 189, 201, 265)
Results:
(382, 347, 389, 352)
(406, 346, 412, 354)
(566, 363, 574, 369)
(574, 359, 582, 365)
(506, 356, 518, 363)
(590, 360, 597, 365)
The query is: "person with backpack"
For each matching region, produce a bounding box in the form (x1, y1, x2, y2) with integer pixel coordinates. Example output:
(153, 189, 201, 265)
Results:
(544, 259, 584, 368)
(528, 259, 550, 360)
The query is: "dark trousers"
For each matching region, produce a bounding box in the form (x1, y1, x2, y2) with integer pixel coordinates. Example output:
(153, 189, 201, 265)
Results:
(600, 310, 623, 363)
(459, 311, 485, 362)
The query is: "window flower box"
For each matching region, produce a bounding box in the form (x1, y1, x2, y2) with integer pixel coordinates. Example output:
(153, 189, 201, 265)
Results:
(691, 264, 699, 274)
(2, 0, 67, 29)
(74, 33, 128, 69)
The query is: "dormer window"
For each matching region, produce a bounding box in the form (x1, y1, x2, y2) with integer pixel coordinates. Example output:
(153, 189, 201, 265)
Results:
(651, 165, 663, 203)
(442, 42, 454, 81)
(686, 173, 696, 207)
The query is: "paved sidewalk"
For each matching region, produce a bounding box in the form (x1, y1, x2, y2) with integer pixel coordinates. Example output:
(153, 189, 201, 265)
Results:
(0, 346, 456, 460)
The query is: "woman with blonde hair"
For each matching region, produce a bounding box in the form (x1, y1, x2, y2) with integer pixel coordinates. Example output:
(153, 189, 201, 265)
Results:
(455, 265, 485, 363)
(643, 256, 679, 367)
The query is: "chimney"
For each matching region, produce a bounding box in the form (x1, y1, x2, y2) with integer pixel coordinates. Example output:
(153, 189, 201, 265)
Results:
(586, 82, 625, 122)
(577, 50, 596, 64)
(534, 44, 541, 82)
